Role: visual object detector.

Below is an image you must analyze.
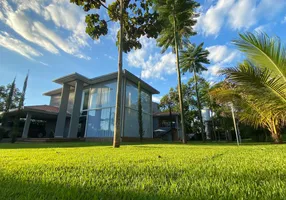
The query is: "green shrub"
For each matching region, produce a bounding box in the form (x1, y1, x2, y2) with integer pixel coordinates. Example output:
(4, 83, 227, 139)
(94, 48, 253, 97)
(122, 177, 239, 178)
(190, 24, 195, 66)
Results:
(0, 126, 5, 141)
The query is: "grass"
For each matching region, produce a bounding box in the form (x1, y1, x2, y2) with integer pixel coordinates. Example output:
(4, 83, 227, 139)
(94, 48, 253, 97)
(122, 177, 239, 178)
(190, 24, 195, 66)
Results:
(0, 142, 286, 200)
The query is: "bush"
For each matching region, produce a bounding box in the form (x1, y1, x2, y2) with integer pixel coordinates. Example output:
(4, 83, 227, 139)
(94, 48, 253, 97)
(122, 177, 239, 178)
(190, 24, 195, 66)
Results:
(0, 126, 6, 141)
(48, 130, 55, 138)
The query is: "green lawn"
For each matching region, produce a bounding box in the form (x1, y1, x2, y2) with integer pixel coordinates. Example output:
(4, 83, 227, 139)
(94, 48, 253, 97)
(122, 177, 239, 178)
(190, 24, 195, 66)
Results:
(0, 142, 286, 200)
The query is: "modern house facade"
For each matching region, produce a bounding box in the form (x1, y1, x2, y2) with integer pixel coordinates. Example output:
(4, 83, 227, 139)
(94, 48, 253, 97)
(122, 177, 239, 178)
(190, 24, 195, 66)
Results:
(39, 70, 159, 140)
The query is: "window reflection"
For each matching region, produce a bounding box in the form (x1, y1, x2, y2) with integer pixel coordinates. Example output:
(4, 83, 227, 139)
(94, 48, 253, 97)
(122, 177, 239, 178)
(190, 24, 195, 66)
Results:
(86, 108, 115, 137)
(89, 81, 116, 109)
(85, 80, 117, 138)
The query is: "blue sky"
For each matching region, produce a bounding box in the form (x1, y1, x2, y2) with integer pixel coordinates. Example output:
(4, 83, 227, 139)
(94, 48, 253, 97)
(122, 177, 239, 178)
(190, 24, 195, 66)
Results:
(0, 0, 286, 106)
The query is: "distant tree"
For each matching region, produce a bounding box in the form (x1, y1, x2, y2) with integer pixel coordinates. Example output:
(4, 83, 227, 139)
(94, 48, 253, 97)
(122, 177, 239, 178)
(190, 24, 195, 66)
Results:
(180, 41, 210, 141)
(5, 78, 16, 113)
(138, 81, 144, 142)
(70, 0, 161, 148)
(11, 72, 29, 143)
(0, 83, 22, 113)
(153, 0, 200, 143)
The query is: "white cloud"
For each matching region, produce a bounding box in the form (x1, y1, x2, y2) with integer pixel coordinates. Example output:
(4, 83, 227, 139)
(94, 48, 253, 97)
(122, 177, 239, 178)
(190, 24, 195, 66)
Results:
(206, 45, 239, 64)
(127, 36, 176, 80)
(281, 16, 286, 24)
(152, 96, 162, 103)
(39, 61, 49, 66)
(196, 0, 286, 36)
(254, 24, 272, 33)
(202, 45, 242, 82)
(195, 0, 235, 36)
(0, 31, 42, 60)
(228, 0, 256, 30)
(0, 0, 92, 60)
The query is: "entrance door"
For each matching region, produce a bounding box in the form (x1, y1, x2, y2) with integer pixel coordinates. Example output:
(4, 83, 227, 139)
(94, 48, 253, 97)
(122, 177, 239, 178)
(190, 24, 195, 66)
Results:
(78, 116, 86, 138)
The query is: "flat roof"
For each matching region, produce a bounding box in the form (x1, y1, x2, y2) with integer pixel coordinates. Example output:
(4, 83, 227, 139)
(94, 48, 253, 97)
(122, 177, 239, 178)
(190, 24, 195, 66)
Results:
(44, 69, 159, 96)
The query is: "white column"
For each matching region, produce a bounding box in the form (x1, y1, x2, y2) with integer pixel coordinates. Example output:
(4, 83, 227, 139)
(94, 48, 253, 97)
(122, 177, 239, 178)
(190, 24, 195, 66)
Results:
(55, 83, 70, 138)
(68, 80, 84, 138)
(22, 112, 32, 138)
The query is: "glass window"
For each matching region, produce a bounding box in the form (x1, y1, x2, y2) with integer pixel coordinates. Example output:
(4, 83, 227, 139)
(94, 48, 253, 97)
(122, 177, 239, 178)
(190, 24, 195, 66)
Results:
(86, 108, 115, 137)
(81, 89, 89, 111)
(124, 108, 139, 137)
(101, 81, 117, 108)
(89, 87, 101, 109)
(125, 81, 151, 113)
(124, 107, 152, 138)
(89, 80, 117, 109)
(142, 90, 151, 113)
(125, 81, 138, 110)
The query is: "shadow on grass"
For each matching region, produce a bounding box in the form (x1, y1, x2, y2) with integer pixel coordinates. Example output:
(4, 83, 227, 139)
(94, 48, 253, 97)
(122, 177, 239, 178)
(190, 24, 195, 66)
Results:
(0, 173, 179, 200)
(0, 142, 113, 149)
(0, 140, 277, 149)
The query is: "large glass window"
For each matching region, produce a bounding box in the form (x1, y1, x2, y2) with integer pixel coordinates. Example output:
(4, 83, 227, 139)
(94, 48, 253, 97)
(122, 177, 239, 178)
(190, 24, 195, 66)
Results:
(124, 80, 152, 138)
(89, 81, 116, 109)
(86, 108, 115, 138)
(84, 80, 117, 138)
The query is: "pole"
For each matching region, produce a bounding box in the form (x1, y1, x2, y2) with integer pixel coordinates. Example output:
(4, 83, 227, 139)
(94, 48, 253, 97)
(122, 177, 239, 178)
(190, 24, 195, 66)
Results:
(231, 103, 239, 146)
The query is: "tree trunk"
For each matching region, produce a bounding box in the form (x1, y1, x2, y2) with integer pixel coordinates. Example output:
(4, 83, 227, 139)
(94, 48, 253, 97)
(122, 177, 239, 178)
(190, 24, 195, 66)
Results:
(194, 70, 205, 142)
(270, 122, 283, 144)
(174, 18, 186, 144)
(113, 0, 124, 148)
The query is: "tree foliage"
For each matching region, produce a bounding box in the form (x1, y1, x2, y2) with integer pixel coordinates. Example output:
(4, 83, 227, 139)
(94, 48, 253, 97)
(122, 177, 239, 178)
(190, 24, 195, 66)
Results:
(180, 41, 210, 141)
(0, 82, 21, 112)
(153, 0, 200, 143)
(70, 0, 161, 52)
(211, 32, 286, 143)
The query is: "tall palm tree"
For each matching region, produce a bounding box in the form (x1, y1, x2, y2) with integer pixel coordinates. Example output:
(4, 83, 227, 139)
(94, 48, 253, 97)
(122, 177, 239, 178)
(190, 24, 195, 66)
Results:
(153, 0, 199, 143)
(180, 41, 210, 141)
(212, 32, 286, 143)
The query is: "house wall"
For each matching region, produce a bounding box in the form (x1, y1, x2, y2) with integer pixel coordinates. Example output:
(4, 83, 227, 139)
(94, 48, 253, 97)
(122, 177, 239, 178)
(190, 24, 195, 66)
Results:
(50, 91, 75, 113)
(49, 78, 155, 139)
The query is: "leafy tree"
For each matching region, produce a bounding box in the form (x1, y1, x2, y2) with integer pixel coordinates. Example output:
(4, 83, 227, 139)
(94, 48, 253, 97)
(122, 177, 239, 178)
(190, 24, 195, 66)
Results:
(180, 41, 210, 141)
(0, 83, 22, 113)
(5, 78, 16, 113)
(160, 76, 211, 135)
(70, 0, 161, 147)
(138, 81, 144, 142)
(153, 0, 199, 143)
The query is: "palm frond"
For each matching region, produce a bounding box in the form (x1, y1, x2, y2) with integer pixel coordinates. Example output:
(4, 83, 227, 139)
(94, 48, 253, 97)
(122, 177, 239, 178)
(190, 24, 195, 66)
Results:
(232, 32, 286, 82)
(221, 61, 286, 106)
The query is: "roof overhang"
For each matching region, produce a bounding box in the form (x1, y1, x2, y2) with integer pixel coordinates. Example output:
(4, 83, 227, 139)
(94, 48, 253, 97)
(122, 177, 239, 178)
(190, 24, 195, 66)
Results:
(53, 73, 90, 87)
(0, 105, 70, 120)
(44, 70, 160, 96)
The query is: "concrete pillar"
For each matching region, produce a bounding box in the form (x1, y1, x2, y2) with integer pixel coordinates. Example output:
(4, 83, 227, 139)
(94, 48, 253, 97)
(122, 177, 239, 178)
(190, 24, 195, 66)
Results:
(68, 80, 84, 138)
(22, 112, 32, 138)
(150, 94, 153, 138)
(55, 83, 70, 138)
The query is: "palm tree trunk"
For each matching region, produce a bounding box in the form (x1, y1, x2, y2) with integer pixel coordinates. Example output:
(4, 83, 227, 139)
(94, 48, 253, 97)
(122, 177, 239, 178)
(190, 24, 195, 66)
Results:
(113, 0, 124, 148)
(194, 70, 205, 141)
(174, 18, 186, 144)
(270, 120, 283, 144)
